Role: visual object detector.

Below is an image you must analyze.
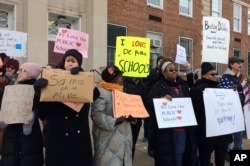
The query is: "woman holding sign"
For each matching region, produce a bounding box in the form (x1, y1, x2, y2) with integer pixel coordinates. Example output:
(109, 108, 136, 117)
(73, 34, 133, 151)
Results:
(191, 62, 233, 166)
(91, 65, 134, 166)
(145, 59, 198, 166)
(34, 49, 100, 166)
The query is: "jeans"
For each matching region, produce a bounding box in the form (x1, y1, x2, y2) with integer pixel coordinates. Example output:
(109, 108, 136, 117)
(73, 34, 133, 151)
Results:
(227, 131, 243, 151)
(174, 131, 186, 166)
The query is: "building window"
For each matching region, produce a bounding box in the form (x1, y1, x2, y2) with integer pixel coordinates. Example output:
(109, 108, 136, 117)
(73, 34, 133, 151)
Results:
(107, 24, 127, 66)
(179, 37, 193, 73)
(179, 0, 193, 17)
(0, 3, 15, 30)
(147, 0, 163, 9)
(0, 11, 8, 28)
(233, 4, 242, 32)
(212, 0, 222, 17)
(233, 48, 241, 57)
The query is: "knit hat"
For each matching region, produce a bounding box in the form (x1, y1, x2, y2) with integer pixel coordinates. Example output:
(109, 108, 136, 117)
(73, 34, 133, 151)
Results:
(6, 58, 19, 69)
(229, 56, 244, 63)
(21, 62, 42, 79)
(101, 65, 122, 82)
(201, 62, 215, 75)
(64, 49, 82, 65)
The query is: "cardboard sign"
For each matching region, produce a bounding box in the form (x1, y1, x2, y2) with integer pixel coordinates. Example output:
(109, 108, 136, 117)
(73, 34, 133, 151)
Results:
(112, 90, 149, 118)
(62, 102, 84, 112)
(0, 29, 27, 57)
(202, 17, 230, 64)
(40, 69, 94, 102)
(203, 88, 245, 137)
(53, 28, 89, 58)
(115, 36, 150, 77)
(0, 85, 34, 124)
(153, 98, 197, 128)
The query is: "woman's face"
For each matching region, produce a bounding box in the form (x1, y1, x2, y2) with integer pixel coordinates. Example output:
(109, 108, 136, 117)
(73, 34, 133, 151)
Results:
(64, 56, 79, 71)
(203, 69, 218, 81)
(17, 68, 30, 82)
(163, 63, 178, 81)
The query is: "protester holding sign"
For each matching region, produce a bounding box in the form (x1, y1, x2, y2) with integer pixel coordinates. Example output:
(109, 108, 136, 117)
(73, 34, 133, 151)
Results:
(191, 62, 233, 166)
(0, 62, 44, 166)
(218, 56, 248, 161)
(34, 49, 99, 166)
(91, 65, 133, 166)
(145, 59, 198, 166)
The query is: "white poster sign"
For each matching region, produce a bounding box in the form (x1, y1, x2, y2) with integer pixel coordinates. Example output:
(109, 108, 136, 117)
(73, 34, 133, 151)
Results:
(243, 105, 250, 139)
(0, 29, 27, 57)
(153, 98, 197, 128)
(175, 44, 187, 65)
(203, 88, 245, 137)
(202, 17, 230, 64)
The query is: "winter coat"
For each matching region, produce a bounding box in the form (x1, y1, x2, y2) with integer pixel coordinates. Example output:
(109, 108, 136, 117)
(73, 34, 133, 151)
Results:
(38, 101, 93, 166)
(191, 78, 233, 145)
(91, 87, 133, 166)
(145, 77, 198, 166)
(0, 79, 43, 166)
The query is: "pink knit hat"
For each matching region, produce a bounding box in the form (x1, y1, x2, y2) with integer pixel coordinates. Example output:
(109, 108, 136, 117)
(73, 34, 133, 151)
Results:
(21, 62, 42, 79)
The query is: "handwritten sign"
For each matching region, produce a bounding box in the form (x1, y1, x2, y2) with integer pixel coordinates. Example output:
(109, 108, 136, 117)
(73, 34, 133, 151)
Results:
(112, 90, 149, 118)
(203, 88, 245, 137)
(115, 36, 150, 77)
(243, 105, 250, 139)
(153, 98, 197, 128)
(202, 17, 230, 64)
(175, 44, 187, 65)
(0, 85, 34, 124)
(0, 29, 27, 57)
(54, 28, 89, 58)
(40, 69, 94, 102)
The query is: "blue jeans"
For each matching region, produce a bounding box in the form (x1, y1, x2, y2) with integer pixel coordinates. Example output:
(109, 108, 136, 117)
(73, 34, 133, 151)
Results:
(228, 131, 243, 151)
(174, 131, 186, 166)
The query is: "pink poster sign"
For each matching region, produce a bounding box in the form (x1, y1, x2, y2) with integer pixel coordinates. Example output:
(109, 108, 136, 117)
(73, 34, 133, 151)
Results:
(54, 28, 89, 58)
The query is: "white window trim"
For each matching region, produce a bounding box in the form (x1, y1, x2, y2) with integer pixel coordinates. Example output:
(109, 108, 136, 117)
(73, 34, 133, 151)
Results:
(147, 0, 164, 9)
(212, 0, 222, 17)
(179, 36, 193, 74)
(179, 0, 193, 17)
(233, 3, 242, 33)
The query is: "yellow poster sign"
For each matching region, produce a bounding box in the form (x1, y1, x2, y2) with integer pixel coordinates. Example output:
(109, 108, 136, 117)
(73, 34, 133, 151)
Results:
(115, 36, 150, 77)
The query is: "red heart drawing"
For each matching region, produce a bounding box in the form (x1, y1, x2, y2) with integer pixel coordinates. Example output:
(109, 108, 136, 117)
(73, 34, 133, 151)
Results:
(162, 102, 167, 106)
(61, 29, 68, 33)
(177, 110, 182, 114)
(176, 116, 182, 120)
(76, 42, 81, 47)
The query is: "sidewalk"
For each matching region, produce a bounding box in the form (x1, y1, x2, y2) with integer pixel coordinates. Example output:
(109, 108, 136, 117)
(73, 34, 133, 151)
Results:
(133, 127, 250, 166)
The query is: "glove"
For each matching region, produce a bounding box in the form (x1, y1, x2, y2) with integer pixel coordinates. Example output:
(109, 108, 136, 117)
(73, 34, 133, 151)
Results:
(23, 112, 35, 135)
(126, 115, 137, 125)
(70, 67, 83, 75)
(34, 78, 48, 90)
(0, 121, 8, 128)
(114, 116, 126, 126)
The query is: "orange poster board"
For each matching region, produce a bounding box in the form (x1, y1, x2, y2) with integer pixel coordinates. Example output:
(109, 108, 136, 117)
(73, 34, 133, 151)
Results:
(112, 90, 149, 118)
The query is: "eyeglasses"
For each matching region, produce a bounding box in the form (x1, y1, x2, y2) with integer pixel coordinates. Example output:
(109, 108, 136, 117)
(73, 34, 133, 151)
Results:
(6, 66, 16, 70)
(18, 69, 27, 72)
(209, 73, 218, 76)
(165, 69, 178, 73)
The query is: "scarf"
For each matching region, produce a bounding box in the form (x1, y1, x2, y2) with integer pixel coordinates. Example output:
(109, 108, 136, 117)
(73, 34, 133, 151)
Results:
(99, 79, 123, 92)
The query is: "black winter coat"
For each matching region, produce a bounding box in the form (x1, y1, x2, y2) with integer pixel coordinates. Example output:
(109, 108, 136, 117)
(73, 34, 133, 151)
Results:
(190, 78, 233, 145)
(146, 77, 199, 166)
(38, 102, 93, 166)
(0, 79, 43, 166)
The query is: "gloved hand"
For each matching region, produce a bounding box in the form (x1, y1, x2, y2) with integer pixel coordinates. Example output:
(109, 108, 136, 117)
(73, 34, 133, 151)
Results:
(23, 112, 35, 135)
(126, 115, 137, 124)
(0, 121, 8, 128)
(70, 67, 83, 75)
(34, 78, 48, 90)
(114, 116, 126, 126)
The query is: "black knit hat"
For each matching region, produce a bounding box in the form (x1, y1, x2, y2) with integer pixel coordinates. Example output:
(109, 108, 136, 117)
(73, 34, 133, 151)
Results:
(201, 62, 215, 75)
(101, 65, 122, 82)
(57, 49, 83, 69)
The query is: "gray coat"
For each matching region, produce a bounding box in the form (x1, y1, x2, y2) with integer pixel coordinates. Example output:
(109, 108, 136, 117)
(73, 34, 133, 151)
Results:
(91, 87, 132, 166)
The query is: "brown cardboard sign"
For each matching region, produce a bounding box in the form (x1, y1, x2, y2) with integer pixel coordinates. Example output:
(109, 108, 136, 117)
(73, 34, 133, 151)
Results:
(40, 69, 94, 102)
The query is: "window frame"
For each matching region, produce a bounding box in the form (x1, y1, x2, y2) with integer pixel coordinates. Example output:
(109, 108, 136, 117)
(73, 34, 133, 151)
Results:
(233, 3, 242, 33)
(233, 48, 242, 58)
(0, 3, 15, 30)
(147, 0, 164, 9)
(212, 0, 222, 17)
(179, 37, 193, 74)
(179, 0, 193, 17)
